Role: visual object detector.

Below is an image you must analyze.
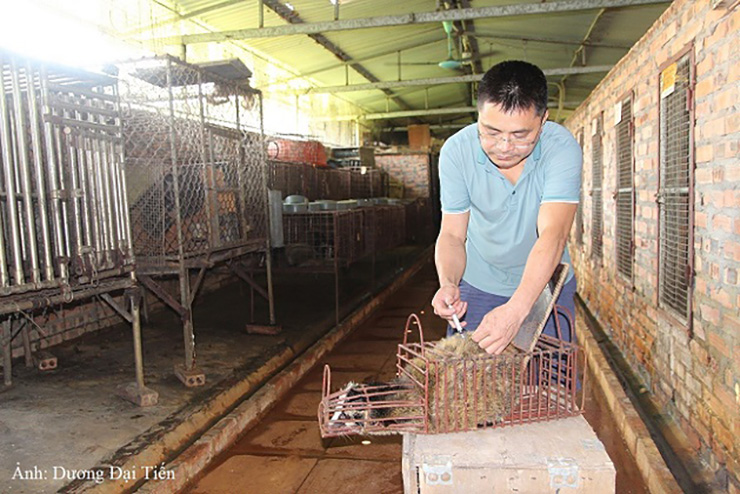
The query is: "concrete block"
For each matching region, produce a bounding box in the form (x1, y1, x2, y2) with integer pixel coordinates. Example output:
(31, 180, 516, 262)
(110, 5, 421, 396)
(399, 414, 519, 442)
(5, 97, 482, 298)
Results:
(175, 364, 206, 387)
(402, 416, 614, 494)
(33, 351, 57, 371)
(116, 382, 159, 407)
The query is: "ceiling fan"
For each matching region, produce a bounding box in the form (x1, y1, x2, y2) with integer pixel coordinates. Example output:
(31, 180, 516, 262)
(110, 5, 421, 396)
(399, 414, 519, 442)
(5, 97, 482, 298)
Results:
(390, 21, 498, 71)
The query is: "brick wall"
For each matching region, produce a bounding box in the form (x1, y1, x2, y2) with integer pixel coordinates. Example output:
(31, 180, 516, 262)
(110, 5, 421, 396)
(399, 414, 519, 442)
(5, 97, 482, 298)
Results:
(565, 0, 739, 490)
(375, 151, 432, 198)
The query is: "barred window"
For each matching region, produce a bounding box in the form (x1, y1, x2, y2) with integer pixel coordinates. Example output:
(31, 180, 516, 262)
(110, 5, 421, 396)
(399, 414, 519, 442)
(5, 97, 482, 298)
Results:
(591, 114, 603, 261)
(575, 130, 584, 245)
(658, 54, 694, 321)
(616, 97, 634, 280)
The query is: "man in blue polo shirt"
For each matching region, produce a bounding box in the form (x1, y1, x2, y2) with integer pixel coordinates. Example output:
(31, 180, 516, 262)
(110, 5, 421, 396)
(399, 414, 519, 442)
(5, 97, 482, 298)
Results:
(431, 60, 582, 354)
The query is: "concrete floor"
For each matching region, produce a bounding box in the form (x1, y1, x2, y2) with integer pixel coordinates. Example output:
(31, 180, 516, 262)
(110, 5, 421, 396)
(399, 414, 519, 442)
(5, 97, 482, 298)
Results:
(0, 247, 423, 494)
(185, 265, 649, 494)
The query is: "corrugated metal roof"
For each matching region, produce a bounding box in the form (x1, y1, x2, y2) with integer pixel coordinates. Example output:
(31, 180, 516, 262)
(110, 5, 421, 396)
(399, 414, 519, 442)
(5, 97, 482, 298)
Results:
(118, 0, 672, 136)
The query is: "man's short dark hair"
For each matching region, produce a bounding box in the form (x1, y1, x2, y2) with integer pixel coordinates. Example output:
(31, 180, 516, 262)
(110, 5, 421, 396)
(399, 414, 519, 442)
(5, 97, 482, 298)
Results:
(477, 60, 548, 115)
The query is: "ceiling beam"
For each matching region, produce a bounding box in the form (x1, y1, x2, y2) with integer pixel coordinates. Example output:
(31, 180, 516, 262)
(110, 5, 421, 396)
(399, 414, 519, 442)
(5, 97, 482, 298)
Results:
(327, 100, 580, 121)
(365, 107, 477, 120)
(159, 0, 672, 45)
(261, 0, 415, 113)
(303, 65, 614, 94)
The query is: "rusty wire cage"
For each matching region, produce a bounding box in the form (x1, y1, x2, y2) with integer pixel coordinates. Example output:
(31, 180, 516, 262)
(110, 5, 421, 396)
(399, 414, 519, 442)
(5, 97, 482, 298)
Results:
(320, 313, 583, 437)
(282, 210, 366, 268)
(367, 204, 406, 252)
(116, 56, 271, 386)
(118, 56, 268, 268)
(268, 161, 388, 202)
(404, 198, 436, 245)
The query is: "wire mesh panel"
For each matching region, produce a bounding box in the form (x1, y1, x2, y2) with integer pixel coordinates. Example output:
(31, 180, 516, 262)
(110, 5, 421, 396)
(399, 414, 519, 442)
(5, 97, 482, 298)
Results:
(372, 204, 406, 252)
(118, 56, 267, 269)
(320, 315, 583, 437)
(658, 55, 693, 321)
(616, 97, 634, 280)
(404, 198, 435, 245)
(591, 113, 603, 261)
(268, 162, 387, 202)
(575, 130, 585, 246)
(282, 210, 366, 267)
(0, 50, 133, 297)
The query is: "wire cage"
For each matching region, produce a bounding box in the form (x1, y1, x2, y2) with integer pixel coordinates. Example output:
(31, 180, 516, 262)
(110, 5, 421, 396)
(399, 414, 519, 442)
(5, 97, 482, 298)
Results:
(319, 313, 583, 437)
(0, 50, 134, 297)
(268, 161, 388, 202)
(0, 50, 155, 405)
(118, 56, 268, 268)
(404, 198, 436, 245)
(366, 204, 406, 253)
(116, 56, 272, 386)
(282, 210, 366, 268)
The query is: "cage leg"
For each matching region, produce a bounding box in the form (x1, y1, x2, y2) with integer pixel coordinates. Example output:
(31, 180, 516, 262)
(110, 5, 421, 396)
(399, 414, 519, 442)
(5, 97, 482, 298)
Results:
(2, 318, 12, 387)
(138, 274, 205, 387)
(334, 258, 340, 326)
(116, 287, 159, 407)
(21, 320, 33, 368)
(174, 270, 205, 388)
(141, 289, 150, 325)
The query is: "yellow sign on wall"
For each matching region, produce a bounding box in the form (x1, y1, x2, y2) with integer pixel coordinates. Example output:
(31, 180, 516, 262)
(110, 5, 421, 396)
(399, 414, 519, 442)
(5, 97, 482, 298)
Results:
(661, 62, 677, 99)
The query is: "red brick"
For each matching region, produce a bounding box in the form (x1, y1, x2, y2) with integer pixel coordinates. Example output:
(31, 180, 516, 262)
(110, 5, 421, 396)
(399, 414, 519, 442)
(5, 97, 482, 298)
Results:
(713, 214, 733, 232)
(707, 331, 731, 359)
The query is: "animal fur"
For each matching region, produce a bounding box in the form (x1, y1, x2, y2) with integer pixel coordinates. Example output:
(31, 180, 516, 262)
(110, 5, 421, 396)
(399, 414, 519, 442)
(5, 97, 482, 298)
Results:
(327, 334, 523, 435)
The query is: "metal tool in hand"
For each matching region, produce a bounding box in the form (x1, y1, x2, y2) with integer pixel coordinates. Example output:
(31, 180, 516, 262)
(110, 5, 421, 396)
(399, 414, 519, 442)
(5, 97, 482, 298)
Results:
(447, 304, 464, 335)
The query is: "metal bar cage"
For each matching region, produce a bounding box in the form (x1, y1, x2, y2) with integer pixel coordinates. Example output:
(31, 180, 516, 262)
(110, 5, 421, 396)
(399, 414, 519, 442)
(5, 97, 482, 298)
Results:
(268, 161, 388, 201)
(117, 56, 268, 270)
(319, 313, 584, 437)
(282, 210, 367, 267)
(0, 50, 134, 299)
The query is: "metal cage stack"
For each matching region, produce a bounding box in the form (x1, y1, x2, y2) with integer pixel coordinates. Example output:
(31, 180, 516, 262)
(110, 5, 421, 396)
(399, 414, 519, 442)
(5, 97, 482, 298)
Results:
(268, 162, 389, 201)
(117, 56, 273, 387)
(0, 50, 156, 406)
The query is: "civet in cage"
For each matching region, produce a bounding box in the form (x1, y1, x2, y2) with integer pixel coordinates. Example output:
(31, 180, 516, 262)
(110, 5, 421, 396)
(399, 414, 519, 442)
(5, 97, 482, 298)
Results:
(318, 266, 583, 437)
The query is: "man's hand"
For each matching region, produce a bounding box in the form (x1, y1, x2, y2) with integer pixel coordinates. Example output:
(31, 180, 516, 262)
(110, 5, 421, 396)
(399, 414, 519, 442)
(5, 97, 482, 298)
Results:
(471, 301, 527, 354)
(431, 285, 467, 329)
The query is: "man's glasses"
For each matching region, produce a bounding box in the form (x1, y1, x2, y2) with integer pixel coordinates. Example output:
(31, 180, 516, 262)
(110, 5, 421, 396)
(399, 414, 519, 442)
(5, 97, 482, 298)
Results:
(477, 118, 545, 149)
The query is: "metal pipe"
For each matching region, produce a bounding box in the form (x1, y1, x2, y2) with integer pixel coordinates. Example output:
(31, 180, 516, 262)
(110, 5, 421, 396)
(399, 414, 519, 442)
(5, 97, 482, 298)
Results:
(0, 54, 25, 286)
(21, 320, 33, 367)
(113, 83, 133, 259)
(166, 60, 196, 371)
(0, 66, 10, 287)
(62, 99, 85, 275)
(88, 103, 111, 269)
(258, 92, 275, 325)
(39, 67, 69, 282)
(25, 62, 54, 282)
(130, 290, 146, 389)
(10, 58, 41, 285)
(197, 72, 216, 250)
(53, 110, 73, 267)
(75, 139, 95, 272)
(234, 91, 249, 243)
(2, 318, 11, 386)
(304, 65, 614, 94)
(97, 127, 115, 269)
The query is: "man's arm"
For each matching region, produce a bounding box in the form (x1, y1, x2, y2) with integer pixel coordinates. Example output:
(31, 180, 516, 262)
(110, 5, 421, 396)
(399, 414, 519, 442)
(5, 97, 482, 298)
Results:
(431, 211, 470, 324)
(471, 202, 577, 354)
